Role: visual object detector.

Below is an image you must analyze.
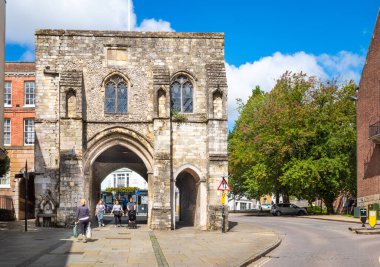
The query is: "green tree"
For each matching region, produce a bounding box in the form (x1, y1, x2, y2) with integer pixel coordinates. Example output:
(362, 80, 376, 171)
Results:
(229, 73, 356, 213)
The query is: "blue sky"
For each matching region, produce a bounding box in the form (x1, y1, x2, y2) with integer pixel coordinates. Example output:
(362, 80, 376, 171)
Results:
(133, 0, 378, 66)
(4, 0, 380, 127)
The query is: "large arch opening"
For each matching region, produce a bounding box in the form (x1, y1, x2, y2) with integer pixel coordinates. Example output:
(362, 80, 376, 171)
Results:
(83, 128, 154, 227)
(90, 145, 149, 225)
(175, 169, 200, 227)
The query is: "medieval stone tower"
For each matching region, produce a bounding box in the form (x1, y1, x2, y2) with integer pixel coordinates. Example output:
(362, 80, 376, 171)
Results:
(34, 30, 228, 230)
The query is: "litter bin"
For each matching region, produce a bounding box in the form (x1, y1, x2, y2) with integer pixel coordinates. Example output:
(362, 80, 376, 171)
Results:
(360, 208, 367, 227)
(354, 207, 360, 218)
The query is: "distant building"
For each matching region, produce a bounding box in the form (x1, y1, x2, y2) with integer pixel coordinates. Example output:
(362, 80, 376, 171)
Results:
(101, 168, 148, 191)
(357, 12, 380, 209)
(228, 195, 257, 211)
(1, 62, 35, 220)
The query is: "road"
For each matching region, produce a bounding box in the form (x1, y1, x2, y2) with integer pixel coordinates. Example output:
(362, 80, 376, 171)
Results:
(232, 215, 380, 267)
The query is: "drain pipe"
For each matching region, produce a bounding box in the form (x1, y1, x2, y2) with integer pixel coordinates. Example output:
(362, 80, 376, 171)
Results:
(170, 108, 175, 230)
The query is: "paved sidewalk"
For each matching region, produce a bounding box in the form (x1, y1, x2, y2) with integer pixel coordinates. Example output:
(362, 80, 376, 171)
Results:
(298, 214, 380, 225)
(0, 219, 280, 267)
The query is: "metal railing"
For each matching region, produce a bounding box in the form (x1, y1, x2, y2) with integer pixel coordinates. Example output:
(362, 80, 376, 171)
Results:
(0, 196, 14, 211)
(369, 121, 380, 139)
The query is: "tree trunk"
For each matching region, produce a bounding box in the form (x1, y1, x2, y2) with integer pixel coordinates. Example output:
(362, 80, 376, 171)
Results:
(325, 200, 335, 214)
(275, 192, 280, 204)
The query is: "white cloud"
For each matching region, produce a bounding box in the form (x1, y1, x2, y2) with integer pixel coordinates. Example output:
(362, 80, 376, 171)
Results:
(135, 19, 174, 32)
(226, 51, 365, 128)
(6, 0, 172, 46)
(19, 50, 35, 61)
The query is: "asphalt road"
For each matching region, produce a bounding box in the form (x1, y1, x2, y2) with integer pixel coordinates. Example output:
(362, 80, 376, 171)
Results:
(232, 215, 380, 267)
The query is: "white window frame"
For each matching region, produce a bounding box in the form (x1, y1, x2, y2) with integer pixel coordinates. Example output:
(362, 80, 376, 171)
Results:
(0, 172, 11, 188)
(4, 82, 12, 107)
(24, 81, 35, 107)
(24, 119, 35, 145)
(4, 119, 10, 146)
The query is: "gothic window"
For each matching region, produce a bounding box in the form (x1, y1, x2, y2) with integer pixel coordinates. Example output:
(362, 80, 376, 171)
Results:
(105, 75, 128, 113)
(170, 75, 193, 113)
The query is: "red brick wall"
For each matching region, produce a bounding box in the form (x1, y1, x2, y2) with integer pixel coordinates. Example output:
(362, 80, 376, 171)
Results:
(4, 75, 35, 146)
(357, 13, 380, 201)
(1, 63, 35, 220)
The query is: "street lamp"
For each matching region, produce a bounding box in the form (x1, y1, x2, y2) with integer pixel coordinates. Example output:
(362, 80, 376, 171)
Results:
(14, 161, 29, 232)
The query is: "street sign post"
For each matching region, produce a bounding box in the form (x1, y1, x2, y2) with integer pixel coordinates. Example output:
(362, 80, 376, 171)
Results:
(217, 177, 230, 233)
(135, 190, 140, 214)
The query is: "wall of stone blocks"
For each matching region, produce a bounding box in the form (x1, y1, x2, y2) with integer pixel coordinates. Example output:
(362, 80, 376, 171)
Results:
(35, 30, 228, 230)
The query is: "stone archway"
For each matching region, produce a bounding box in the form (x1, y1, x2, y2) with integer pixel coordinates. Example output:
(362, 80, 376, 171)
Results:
(83, 127, 154, 226)
(175, 168, 201, 227)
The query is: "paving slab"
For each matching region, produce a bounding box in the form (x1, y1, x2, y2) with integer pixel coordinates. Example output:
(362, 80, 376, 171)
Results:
(0, 219, 280, 267)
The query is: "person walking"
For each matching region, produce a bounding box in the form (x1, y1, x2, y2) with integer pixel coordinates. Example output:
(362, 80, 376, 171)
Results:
(95, 199, 105, 227)
(111, 200, 123, 227)
(127, 197, 137, 228)
(76, 199, 90, 243)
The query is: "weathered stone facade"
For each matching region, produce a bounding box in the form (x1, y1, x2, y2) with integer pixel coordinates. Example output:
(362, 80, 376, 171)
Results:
(35, 30, 228, 230)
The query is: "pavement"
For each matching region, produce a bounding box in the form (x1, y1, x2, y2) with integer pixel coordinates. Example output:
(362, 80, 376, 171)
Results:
(0, 217, 281, 267)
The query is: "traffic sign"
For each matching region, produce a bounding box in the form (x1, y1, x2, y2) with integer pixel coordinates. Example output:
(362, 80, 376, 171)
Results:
(135, 190, 141, 195)
(217, 177, 230, 191)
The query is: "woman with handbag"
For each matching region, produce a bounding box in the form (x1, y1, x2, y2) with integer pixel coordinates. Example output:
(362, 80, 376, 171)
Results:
(95, 199, 105, 227)
(111, 200, 123, 227)
(76, 198, 90, 243)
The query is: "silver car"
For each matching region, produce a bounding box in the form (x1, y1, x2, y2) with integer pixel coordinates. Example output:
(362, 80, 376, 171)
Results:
(271, 203, 307, 216)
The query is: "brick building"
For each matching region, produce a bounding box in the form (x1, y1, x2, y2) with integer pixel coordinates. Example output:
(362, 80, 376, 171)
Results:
(357, 12, 380, 209)
(1, 62, 35, 220)
(0, 0, 5, 146)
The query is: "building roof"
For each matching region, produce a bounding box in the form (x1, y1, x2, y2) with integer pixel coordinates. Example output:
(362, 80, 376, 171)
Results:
(35, 29, 224, 39)
(5, 62, 35, 73)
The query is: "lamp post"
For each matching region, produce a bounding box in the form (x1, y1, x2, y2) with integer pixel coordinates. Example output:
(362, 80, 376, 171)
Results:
(111, 190, 116, 202)
(15, 161, 29, 232)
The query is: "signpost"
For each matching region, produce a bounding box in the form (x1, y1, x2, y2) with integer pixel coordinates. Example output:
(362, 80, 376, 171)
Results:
(217, 177, 230, 233)
(135, 190, 140, 214)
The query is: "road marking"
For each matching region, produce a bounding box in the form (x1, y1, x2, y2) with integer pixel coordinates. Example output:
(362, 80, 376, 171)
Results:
(378, 256, 380, 264)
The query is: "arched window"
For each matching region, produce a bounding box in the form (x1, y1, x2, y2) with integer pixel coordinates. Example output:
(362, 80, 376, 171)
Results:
(170, 75, 193, 113)
(66, 89, 76, 118)
(105, 75, 128, 113)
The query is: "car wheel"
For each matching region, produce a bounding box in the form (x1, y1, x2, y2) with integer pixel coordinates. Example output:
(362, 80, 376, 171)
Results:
(275, 211, 281, 216)
(298, 210, 306, 216)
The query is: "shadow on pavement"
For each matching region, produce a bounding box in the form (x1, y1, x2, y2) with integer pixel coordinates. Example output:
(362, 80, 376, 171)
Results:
(228, 220, 239, 230)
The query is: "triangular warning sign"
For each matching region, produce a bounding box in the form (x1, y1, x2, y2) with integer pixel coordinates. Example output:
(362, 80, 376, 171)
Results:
(217, 177, 230, 191)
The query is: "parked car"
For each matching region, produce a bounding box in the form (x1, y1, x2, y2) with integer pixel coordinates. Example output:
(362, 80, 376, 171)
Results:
(271, 203, 307, 216)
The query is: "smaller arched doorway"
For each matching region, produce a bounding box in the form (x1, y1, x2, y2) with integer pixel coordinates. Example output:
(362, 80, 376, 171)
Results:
(175, 169, 200, 227)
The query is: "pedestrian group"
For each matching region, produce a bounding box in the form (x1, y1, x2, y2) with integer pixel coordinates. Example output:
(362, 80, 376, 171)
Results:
(75, 197, 137, 243)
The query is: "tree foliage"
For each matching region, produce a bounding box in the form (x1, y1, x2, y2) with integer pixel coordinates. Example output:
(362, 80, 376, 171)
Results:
(228, 72, 356, 213)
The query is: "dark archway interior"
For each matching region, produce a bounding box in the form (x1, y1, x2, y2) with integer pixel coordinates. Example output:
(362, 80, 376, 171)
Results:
(90, 145, 148, 216)
(176, 171, 199, 226)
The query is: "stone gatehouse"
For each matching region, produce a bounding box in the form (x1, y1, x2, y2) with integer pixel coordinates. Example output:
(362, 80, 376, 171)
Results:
(34, 30, 228, 230)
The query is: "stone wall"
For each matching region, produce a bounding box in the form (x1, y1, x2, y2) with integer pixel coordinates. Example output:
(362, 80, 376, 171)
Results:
(35, 30, 228, 230)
